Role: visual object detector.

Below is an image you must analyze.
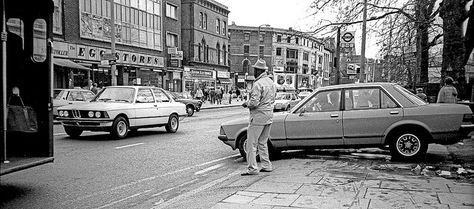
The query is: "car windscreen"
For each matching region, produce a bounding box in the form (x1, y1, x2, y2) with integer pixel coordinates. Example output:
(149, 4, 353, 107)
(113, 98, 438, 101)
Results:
(394, 85, 427, 105)
(275, 93, 290, 100)
(94, 87, 135, 103)
(54, 90, 64, 99)
(82, 91, 96, 101)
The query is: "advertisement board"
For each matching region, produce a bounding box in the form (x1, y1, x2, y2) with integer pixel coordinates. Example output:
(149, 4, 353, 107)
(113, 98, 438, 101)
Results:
(274, 73, 296, 90)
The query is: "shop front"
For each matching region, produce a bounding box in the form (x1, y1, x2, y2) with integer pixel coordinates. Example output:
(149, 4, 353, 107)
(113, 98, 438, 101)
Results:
(183, 67, 216, 95)
(216, 71, 231, 93)
(52, 41, 165, 89)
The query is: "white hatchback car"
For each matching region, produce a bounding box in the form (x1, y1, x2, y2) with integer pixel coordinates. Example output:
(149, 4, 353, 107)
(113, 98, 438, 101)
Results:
(57, 86, 187, 139)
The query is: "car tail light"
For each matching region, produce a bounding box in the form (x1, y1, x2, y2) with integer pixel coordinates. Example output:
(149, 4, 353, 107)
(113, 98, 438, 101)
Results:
(463, 114, 474, 122)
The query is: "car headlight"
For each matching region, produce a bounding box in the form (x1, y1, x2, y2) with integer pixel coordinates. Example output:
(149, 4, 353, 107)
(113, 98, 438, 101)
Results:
(59, 111, 63, 117)
(95, 112, 101, 118)
(88, 111, 94, 118)
(64, 111, 69, 117)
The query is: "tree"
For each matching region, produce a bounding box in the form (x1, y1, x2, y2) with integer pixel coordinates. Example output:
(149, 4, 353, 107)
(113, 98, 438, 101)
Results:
(439, 0, 471, 100)
(309, 0, 441, 89)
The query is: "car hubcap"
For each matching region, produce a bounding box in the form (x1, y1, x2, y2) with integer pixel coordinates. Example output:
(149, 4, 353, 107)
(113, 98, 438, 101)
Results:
(171, 117, 177, 129)
(396, 134, 420, 156)
(187, 107, 193, 115)
(117, 121, 127, 136)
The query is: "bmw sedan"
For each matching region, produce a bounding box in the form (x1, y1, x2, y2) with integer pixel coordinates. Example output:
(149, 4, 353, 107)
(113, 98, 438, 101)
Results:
(218, 83, 474, 161)
(53, 88, 95, 117)
(57, 86, 187, 139)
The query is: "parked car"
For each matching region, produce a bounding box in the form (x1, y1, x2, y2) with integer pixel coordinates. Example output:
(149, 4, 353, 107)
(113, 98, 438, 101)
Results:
(56, 86, 187, 139)
(274, 92, 301, 111)
(218, 83, 474, 161)
(297, 88, 313, 99)
(166, 91, 202, 116)
(53, 88, 96, 117)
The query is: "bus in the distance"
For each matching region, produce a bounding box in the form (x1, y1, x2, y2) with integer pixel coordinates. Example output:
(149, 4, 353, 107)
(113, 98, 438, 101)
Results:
(1, 0, 54, 176)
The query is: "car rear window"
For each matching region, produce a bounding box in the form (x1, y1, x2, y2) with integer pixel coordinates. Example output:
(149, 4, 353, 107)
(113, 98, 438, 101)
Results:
(394, 85, 427, 106)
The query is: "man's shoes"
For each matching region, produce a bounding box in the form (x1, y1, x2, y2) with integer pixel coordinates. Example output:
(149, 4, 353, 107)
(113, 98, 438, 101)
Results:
(241, 172, 258, 176)
(260, 168, 273, 173)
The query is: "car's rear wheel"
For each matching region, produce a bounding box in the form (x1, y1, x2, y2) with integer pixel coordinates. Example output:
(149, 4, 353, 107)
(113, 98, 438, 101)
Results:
(111, 116, 129, 139)
(186, 105, 195, 116)
(238, 133, 280, 161)
(165, 114, 179, 133)
(389, 129, 428, 161)
(64, 127, 82, 138)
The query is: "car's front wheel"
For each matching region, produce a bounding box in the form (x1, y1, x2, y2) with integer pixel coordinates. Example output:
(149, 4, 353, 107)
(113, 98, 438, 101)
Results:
(238, 133, 280, 161)
(64, 127, 82, 138)
(389, 129, 428, 161)
(186, 105, 195, 116)
(111, 116, 129, 139)
(165, 114, 179, 133)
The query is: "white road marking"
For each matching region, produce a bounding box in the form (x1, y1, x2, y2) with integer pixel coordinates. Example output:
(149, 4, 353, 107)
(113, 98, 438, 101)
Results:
(203, 129, 219, 133)
(194, 163, 224, 175)
(115, 143, 145, 149)
(151, 179, 199, 197)
(152, 170, 241, 209)
(63, 154, 240, 206)
(96, 189, 152, 209)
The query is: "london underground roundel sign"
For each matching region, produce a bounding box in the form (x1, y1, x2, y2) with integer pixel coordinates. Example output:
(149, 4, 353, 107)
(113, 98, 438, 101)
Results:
(342, 32, 354, 43)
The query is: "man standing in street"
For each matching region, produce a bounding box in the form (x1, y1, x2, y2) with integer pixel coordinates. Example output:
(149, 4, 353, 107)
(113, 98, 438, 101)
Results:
(241, 59, 277, 176)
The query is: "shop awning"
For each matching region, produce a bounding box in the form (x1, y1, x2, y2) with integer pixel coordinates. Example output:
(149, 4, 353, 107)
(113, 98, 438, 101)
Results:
(54, 58, 90, 70)
(218, 78, 232, 84)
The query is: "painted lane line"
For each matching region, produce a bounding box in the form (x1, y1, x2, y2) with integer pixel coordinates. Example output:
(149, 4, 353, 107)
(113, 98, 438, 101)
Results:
(194, 163, 224, 175)
(151, 179, 199, 197)
(63, 154, 240, 206)
(96, 189, 152, 209)
(115, 143, 145, 149)
(152, 170, 241, 209)
(203, 129, 220, 133)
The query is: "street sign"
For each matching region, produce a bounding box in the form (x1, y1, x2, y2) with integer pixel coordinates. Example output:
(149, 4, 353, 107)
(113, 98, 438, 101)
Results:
(168, 47, 177, 54)
(341, 31, 355, 44)
(171, 51, 183, 60)
(101, 53, 117, 61)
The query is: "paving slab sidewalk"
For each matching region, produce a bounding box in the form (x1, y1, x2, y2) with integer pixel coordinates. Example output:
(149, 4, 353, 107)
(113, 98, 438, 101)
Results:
(212, 148, 474, 209)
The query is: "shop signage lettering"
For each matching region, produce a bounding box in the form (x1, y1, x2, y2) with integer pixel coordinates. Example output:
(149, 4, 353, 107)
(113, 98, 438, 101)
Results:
(217, 71, 230, 78)
(191, 69, 213, 78)
(54, 41, 165, 67)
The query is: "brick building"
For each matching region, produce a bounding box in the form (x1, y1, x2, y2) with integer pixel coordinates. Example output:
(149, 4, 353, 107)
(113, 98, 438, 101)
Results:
(181, 0, 230, 94)
(229, 24, 333, 90)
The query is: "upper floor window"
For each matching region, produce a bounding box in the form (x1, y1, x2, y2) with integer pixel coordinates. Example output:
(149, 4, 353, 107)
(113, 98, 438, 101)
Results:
(287, 36, 291, 43)
(203, 13, 207, 29)
(166, 3, 177, 19)
(222, 21, 226, 35)
(303, 52, 309, 61)
(166, 33, 178, 47)
(53, 0, 63, 35)
(259, 32, 264, 42)
(244, 45, 249, 54)
(287, 49, 298, 59)
(276, 47, 282, 56)
(199, 12, 203, 28)
(259, 45, 264, 57)
(216, 18, 220, 34)
(277, 35, 281, 42)
(244, 33, 250, 41)
(295, 37, 299, 44)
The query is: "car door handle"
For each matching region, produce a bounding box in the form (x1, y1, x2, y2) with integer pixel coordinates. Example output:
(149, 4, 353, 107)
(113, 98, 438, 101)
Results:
(390, 111, 399, 115)
(68, 102, 73, 104)
(330, 113, 339, 118)
(154, 104, 158, 107)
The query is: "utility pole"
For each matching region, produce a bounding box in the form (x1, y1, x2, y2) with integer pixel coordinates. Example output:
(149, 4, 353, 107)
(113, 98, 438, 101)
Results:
(110, 0, 117, 86)
(335, 27, 341, 85)
(359, 0, 367, 83)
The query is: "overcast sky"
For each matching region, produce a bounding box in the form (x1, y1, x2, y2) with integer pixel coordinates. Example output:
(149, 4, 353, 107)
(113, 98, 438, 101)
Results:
(217, 0, 379, 58)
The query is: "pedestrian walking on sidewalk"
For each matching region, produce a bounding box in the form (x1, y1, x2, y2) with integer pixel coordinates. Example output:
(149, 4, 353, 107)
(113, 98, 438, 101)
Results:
(437, 76, 458, 103)
(216, 87, 222, 104)
(195, 88, 203, 101)
(241, 59, 277, 176)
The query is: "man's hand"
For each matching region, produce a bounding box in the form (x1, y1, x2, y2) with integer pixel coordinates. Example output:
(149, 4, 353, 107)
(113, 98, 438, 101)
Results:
(242, 102, 248, 108)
